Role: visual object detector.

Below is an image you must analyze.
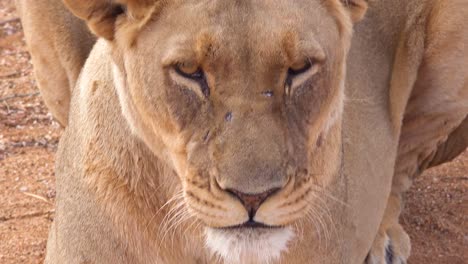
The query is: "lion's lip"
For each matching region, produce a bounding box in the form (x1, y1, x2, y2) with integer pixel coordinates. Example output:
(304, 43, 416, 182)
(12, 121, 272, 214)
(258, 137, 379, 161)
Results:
(217, 220, 283, 230)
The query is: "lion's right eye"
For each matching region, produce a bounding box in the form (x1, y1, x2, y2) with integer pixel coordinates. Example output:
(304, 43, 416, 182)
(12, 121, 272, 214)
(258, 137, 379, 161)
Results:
(173, 63, 210, 97)
(175, 63, 204, 80)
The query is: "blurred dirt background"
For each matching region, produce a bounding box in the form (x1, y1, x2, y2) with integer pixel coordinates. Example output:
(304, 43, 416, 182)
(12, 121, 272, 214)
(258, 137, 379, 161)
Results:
(0, 1, 466, 263)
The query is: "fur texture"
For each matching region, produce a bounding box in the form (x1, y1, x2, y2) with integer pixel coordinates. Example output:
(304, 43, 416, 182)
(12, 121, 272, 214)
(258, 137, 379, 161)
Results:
(15, 0, 95, 125)
(15, 0, 468, 263)
(205, 227, 294, 264)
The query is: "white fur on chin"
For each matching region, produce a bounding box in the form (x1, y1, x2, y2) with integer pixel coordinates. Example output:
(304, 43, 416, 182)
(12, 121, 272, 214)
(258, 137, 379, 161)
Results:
(204, 227, 294, 264)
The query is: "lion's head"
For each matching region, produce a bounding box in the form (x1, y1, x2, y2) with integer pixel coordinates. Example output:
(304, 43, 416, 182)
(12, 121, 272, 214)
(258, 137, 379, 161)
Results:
(64, 0, 367, 262)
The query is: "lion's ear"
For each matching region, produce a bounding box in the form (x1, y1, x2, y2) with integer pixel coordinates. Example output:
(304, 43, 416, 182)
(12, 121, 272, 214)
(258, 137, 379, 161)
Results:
(62, 0, 154, 40)
(341, 0, 368, 23)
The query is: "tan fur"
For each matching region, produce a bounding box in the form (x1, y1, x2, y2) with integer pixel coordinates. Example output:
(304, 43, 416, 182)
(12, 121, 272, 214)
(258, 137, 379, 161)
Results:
(370, 1, 468, 262)
(15, 0, 95, 126)
(16, 0, 467, 263)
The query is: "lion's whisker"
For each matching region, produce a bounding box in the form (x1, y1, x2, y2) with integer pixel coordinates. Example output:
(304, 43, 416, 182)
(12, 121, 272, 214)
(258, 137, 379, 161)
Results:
(169, 209, 192, 250)
(158, 204, 188, 250)
(309, 200, 333, 243)
(305, 204, 326, 246)
(313, 195, 339, 243)
(310, 185, 349, 207)
(143, 190, 184, 235)
(159, 201, 186, 235)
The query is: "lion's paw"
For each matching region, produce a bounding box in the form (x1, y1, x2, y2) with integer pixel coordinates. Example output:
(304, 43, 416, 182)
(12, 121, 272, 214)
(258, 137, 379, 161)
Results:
(365, 224, 410, 264)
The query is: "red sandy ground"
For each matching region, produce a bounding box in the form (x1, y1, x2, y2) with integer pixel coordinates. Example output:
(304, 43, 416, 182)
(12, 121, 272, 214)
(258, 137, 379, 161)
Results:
(0, 1, 466, 263)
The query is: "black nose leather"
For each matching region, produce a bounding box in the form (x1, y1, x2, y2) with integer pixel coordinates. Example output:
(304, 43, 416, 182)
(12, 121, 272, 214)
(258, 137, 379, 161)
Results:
(228, 188, 279, 218)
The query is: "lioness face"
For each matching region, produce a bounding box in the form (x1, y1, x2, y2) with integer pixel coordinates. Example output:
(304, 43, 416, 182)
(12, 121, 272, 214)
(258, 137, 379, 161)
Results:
(111, 0, 352, 262)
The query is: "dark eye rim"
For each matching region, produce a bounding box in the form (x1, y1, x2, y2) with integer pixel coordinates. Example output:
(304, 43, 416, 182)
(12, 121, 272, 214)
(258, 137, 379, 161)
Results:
(174, 64, 205, 80)
(285, 58, 319, 92)
(173, 64, 210, 97)
(287, 59, 313, 77)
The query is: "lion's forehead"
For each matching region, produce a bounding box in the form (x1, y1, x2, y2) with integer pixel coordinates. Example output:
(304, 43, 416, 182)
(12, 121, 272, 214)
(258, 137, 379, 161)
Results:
(152, 0, 338, 51)
(135, 0, 342, 84)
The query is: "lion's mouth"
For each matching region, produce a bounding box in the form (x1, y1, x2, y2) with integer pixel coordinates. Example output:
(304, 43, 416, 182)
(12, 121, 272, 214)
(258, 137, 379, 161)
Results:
(204, 225, 294, 263)
(218, 220, 283, 230)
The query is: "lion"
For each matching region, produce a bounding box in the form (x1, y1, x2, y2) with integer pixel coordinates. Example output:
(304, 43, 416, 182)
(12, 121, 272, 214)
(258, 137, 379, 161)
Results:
(15, 0, 95, 126)
(15, 0, 468, 263)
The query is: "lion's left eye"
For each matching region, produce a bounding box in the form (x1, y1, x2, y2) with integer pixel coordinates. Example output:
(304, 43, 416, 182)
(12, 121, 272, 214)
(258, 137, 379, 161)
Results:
(285, 59, 318, 92)
(175, 63, 204, 80)
(287, 59, 312, 77)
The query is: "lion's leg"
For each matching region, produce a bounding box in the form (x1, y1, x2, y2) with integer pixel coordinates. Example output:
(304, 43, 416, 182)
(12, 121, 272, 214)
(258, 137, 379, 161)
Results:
(29, 47, 72, 126)
(368, 115, 467, 264)
(366, 192, 410, 264)
(368, 1, 468, 263)
(16, 0, 95, 126)
(429, 116, 468, 168)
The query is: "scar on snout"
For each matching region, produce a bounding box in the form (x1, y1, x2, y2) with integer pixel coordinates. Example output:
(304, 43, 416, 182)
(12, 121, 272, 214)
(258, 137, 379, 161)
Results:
(91, 81, 99, 94)
(262, 90, 274, 97)
(316, 133, 323, 147)
(225, 112, 233, 122)
(203, 130, 211, 142)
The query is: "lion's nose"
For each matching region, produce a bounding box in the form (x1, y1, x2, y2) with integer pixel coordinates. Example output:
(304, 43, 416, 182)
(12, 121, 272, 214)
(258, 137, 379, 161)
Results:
(228, 188, 279, 219)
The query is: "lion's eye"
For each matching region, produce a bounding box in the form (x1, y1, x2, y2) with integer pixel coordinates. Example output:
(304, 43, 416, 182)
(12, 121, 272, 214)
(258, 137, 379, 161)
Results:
(175, 63, 204, 80)
(288, 60, 312, 77)
(285, 59, 316, 91)
(174, 63, 210, 97)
